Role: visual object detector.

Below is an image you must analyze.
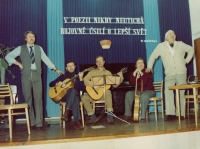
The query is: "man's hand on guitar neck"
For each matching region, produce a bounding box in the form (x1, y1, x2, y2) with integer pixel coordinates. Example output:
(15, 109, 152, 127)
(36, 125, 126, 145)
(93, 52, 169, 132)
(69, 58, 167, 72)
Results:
(117, 72, 124, 81)
(112, 72, 124, 88)
(78, 72, 84, 81)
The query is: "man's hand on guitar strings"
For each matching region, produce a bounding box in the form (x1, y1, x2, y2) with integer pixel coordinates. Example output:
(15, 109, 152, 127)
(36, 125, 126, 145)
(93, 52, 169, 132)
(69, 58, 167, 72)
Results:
(56, 81, 63, 86)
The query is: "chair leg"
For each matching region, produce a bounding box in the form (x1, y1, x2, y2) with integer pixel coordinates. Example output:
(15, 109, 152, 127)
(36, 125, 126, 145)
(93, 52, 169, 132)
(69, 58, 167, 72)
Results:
(187, 98, 190, 118)
(80, 104, 84, 127)
(25, 107, 31, 135)
(93, 102, 95, 112)
(8, 109, 12, 138)
(154, 100, 157, 121)
(60, 104, 62, 125)
(146, 110, 148, 120)
(161, 100, 164, 119)
(62, 105, 65, 128)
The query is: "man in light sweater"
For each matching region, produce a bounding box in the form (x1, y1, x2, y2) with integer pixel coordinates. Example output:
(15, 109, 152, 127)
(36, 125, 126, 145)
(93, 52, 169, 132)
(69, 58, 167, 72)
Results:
(146, 30, 194, 121)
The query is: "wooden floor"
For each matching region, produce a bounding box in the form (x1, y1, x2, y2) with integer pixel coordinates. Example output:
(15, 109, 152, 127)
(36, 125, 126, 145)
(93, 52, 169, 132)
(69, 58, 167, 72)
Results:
(1, 113, 200, 147)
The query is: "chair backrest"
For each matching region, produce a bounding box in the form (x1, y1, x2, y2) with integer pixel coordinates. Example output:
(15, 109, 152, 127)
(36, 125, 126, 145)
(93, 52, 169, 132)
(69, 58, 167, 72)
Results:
(0, 83, 14, 105)
(153, 82, 163, 98)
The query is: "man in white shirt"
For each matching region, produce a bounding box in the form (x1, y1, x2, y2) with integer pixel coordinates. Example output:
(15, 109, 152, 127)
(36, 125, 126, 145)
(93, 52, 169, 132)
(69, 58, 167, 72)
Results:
(5, 31, 63, 130)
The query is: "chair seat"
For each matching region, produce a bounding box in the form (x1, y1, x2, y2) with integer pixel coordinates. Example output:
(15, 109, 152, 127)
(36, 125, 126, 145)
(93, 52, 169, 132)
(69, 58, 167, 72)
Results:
(146, 81, 164, 121)
(149, 97, 162, 101)
(0, 83, 30, 138)
(60, 101, 83, 106)
(184, 95, 200, 98)
(92, 100, 105, 104)
(0, 103, 28, 110)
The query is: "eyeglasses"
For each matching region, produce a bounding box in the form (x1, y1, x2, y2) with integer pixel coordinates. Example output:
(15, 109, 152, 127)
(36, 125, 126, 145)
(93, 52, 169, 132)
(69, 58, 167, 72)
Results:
(96, 59, 104, 63)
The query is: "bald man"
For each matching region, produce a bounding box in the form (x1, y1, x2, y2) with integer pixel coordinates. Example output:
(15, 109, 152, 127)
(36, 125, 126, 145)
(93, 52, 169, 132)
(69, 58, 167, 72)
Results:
(146, 30, 194, 121)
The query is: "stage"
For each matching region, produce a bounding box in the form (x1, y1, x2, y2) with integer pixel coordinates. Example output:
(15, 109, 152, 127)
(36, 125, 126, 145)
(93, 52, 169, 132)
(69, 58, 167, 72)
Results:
(0, 113, 200, 149)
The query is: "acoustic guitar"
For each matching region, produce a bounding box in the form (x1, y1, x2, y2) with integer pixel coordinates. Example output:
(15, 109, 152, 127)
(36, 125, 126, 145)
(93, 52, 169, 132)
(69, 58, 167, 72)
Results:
(133, 77, 143, 121)
(86, 67, 128, 100)
(49, 66, 95, 102)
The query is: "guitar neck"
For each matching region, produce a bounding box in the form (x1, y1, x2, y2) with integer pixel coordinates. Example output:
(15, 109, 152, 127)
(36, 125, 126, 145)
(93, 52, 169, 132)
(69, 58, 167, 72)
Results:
(63, 75, 79, 85)
(63, 69, 88, 85)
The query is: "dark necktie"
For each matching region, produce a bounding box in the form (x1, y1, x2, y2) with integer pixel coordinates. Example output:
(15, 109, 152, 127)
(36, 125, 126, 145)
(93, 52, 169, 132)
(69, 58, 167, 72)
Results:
(30, 46, 35, 64)
(170, 43, 174, 48)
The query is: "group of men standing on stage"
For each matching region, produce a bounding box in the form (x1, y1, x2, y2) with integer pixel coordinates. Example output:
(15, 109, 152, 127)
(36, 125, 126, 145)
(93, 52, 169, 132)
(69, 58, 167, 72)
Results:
(4, 30, 194, 131)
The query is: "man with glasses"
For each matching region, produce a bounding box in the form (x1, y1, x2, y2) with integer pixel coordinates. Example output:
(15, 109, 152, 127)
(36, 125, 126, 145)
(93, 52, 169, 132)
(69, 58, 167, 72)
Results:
(81, 56, 124, 125)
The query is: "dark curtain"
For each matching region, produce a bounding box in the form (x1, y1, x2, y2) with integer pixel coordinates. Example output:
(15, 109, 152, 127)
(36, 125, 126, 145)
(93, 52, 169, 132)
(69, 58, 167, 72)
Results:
(0, 0, 47, 107)
(158, 0, 193, 76)
(62, 0, 146, 68)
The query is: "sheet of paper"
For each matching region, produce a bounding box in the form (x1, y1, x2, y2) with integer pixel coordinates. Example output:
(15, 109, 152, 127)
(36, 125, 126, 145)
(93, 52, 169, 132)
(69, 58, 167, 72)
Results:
(90, 125, 105, 129)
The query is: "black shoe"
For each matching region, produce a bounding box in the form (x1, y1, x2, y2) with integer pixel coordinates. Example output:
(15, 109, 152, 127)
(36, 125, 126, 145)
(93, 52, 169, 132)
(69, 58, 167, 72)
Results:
(36, 124, 50, 130)
(107, 117, 115, 125)
(61, 116, 70, 122)
(176, 116, 185, 120)
(74, 121, 84, 130)
(181, 116, 185, 120)
(164, 115, 177, 121)
(30, 125, 36, 130)
(139, 118, 147, 123)
(86, 117, 98, 125)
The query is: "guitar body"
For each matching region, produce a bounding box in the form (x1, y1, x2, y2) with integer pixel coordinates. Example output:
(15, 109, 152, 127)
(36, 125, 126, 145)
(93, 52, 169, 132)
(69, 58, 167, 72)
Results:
(133, 95, 140, 121)
(86, 85, 111, 100)
(49, 78, 75, 102)
(86, 67, 128, 100)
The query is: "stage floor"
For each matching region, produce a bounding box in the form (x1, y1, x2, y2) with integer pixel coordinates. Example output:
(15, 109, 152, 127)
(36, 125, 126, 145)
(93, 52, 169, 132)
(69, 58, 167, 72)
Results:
(1, 113, 200, 147)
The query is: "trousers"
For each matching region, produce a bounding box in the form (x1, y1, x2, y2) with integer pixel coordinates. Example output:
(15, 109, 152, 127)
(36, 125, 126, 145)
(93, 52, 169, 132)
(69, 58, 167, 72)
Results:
(61, 88, 81, 121)
(81, 90, 113, 116)
(165, 73, 186, 116)
(21, 70, 43, 127)
(124, 90, 155, 118)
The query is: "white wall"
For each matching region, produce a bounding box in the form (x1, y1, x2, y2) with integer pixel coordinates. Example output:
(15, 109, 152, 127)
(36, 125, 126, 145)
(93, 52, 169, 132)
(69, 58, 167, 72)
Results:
(189, 0, 200, 40)
(189, 0, 200, 75)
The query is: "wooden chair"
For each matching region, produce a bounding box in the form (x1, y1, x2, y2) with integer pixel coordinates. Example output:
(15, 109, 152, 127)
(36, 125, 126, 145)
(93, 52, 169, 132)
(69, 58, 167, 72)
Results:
(60, 101, 85, 128)
(184, 89, 200, 118)
(92, 100, 106, 112)
(146, 82, 164, 121)
(0, 83, 30, 138)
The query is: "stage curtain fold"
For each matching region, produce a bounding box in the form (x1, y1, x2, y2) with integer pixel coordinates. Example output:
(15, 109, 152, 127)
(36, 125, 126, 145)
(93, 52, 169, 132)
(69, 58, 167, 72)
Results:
(46, 0, 65, 117)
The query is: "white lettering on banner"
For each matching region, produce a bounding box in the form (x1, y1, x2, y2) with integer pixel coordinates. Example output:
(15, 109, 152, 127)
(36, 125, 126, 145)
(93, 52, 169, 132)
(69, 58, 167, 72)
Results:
(70, 17, 91, 23)
(60, 27, 86, 34)
(63, 17, 68, 23)
(93, 17, 112, 23)
(132, 28, 147, 35)
(63, 17, 144, 24)
(61, 16, 147, 35)
(60, 27, 147, 35)
(116, 17, 144, 24)
(89, 27, 105, 34)
(114, 28, 131, 35)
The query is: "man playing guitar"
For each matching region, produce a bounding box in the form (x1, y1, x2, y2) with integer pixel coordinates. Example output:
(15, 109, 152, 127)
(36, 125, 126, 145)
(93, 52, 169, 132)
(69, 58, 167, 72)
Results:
(81, 56, 124, 125)
(49, 60, 85, 130)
